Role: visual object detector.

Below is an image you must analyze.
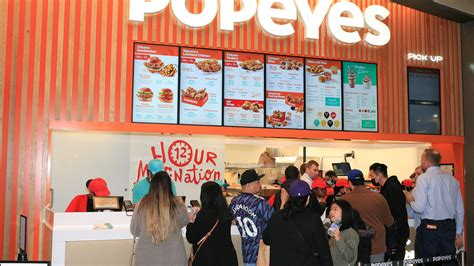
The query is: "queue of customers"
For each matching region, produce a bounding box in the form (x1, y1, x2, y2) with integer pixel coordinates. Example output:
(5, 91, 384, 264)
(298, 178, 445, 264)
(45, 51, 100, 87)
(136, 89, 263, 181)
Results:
(129, 148, 464, 266)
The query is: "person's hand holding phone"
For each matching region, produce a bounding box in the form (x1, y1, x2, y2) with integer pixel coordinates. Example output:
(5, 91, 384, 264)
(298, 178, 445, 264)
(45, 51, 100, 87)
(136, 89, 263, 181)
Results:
(188, 207, 200, 223)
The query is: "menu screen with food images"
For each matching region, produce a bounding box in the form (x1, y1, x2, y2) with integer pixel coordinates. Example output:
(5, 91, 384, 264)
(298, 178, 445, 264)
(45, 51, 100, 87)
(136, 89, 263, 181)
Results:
(265, 56, 304, 129)
(342, 61, 378, 132)
(305, 59, 342, 130)
(224, 52, 264, 127)
(179, 48, 223, 125)
(132, 44, 179, 123)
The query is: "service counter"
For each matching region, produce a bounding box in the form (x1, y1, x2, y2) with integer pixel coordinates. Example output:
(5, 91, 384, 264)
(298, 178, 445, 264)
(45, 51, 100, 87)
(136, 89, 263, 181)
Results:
(51, 212, 242, 266)
(51, 211, 417, 266)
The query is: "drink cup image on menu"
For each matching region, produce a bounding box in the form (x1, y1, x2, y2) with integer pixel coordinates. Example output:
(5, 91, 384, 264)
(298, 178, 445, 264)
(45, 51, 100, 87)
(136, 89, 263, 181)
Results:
(363, 75, 371, 89)
(348, 68, 356, 88)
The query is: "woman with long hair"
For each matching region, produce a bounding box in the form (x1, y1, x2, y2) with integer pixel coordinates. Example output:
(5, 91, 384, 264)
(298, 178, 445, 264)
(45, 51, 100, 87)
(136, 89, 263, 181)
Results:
(186, 181, 238, 266)
(130, 171, 190, 266)
(263, 180, 333, 266)
(327, 200, 360, 265)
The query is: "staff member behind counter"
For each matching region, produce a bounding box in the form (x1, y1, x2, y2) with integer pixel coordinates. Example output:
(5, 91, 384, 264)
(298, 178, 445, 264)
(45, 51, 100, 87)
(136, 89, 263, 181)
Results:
(132, 159, 176, 204)
(65, 178, 111, 212)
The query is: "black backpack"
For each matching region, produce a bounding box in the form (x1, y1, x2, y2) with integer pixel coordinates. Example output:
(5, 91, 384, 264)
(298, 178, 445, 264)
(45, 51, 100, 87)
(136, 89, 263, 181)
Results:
(352, 209, 375, 264)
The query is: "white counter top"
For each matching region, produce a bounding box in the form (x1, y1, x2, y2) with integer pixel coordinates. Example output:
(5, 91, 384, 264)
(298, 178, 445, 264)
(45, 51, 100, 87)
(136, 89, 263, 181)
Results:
(51, 211, 241, 266)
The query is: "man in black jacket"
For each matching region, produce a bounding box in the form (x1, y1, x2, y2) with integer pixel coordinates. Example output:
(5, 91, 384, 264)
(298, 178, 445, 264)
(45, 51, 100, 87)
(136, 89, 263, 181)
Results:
(371, 163, 409, 261)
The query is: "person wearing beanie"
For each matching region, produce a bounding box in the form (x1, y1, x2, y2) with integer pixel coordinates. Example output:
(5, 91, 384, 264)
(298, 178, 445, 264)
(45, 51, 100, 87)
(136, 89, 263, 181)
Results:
(263, 180, 333, 266)
(65, 177, 111, 212)
(132, 159, 176, 204)
(341, 169, 393, 263)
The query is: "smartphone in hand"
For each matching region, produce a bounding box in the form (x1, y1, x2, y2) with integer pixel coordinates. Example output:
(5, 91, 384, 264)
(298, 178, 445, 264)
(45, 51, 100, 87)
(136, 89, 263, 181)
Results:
(190, 200, 201, 208)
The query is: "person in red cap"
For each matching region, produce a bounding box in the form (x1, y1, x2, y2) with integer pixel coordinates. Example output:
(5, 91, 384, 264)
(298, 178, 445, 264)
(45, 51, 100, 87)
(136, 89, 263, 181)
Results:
(326, 178, 352, 208)
(335, 179, 352, 195)
(65, 177, 111, 212)
(311, 177, 328, 210)
(401, 179, 414, 191)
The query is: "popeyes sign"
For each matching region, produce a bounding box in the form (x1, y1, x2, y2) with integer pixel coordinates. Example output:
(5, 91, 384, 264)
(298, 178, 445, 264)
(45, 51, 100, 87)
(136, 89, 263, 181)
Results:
(130, 0, 391, 46)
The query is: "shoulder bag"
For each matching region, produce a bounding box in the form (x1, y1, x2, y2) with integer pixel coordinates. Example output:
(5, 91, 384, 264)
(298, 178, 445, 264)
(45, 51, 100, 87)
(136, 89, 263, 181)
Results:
(187, 219, 219, 266)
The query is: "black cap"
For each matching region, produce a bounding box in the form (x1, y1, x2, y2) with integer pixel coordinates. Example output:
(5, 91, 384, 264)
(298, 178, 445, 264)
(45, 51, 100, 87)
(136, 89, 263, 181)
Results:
(240, 169, 264, 186)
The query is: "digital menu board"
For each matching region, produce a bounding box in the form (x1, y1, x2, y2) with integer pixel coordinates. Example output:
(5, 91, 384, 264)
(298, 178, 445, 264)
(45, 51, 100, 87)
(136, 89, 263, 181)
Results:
(342, 62, 378, 132)
(305, 59, 342, 130)
(224, 52, 265, 127)
(265, 56, 304, 129)
(132, 44, 179, 123)
(179, 48, 223, 125)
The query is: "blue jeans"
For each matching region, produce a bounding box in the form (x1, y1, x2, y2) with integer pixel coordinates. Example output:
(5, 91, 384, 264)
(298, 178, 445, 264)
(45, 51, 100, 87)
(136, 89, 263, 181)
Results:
(417, 219, 457, 266)
(244, 264, 256, 266)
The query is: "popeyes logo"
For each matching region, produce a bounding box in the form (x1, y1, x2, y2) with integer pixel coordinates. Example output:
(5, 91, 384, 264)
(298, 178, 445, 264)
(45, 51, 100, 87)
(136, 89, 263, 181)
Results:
(135, 140, 222, 185)
(129, 0, 391, 46)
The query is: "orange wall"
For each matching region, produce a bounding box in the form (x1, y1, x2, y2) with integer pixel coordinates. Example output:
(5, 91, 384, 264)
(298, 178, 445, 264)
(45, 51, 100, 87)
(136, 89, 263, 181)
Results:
(0, 0, 464, 260)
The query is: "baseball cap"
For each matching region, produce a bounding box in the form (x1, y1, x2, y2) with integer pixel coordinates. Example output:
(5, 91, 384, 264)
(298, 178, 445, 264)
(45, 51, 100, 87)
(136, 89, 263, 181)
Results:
(348, 169, 364, 181)
(89, 178, 111, 197)
(281, 179, 296, 192)
(289, 180, 312, 197)
(240, 169, 264, 186)
(335, 178, 351, 188)
(148, 159, 164, 175)
(402, 179, 414, 187)
(311, 178, 327, 189)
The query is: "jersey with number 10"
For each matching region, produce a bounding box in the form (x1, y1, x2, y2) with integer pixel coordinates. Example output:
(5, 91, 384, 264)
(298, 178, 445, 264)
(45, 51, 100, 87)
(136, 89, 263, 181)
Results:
(230, 193, 273, 264)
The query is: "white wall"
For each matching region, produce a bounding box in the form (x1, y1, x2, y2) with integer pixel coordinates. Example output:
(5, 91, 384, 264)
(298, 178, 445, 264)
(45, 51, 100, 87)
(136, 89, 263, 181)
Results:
(51, 132, 131, 212)
(305, 146, 427, 181)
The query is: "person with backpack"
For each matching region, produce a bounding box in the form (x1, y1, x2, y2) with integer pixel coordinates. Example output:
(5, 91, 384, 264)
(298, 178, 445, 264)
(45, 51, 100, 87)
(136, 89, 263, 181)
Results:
(263, 180, 333, 266)
(327, 200, 359, 265)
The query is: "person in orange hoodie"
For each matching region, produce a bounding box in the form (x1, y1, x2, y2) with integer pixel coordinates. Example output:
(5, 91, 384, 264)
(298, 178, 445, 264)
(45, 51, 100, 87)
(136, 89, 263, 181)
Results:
(65, 178, 111, 212)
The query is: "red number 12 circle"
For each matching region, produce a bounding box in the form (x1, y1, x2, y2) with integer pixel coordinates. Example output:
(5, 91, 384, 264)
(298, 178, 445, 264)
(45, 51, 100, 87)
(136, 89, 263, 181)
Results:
(168, 140, 193, 167)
